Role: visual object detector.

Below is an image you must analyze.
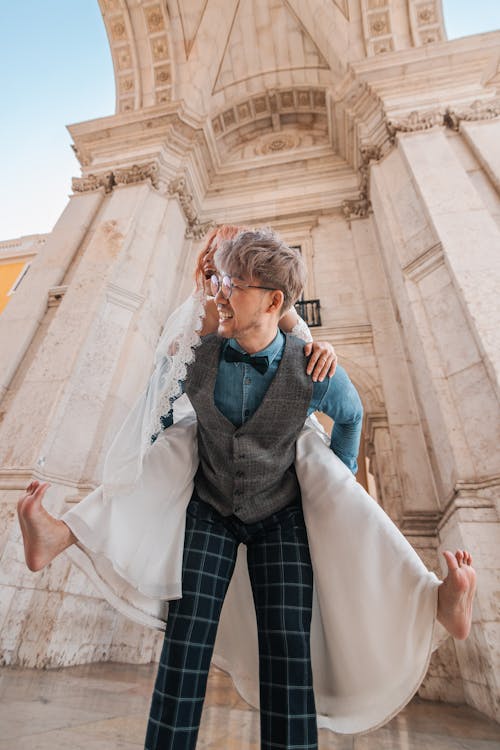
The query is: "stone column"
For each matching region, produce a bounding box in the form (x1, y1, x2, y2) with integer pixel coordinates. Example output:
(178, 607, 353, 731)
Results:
(350, 217, 439, 525)
(460, 118, 500, 196)
(0, 169, 189, 668)
(0, 190, 105, 402)
(371, 131, 500, 720)
(350, 214, 466, 701)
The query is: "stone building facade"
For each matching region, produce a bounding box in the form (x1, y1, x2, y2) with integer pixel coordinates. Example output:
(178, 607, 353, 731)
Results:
(0, 0, 499, 724)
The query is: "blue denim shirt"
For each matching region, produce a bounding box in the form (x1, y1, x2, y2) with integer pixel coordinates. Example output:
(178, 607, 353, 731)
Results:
(158, 331, 363, 473)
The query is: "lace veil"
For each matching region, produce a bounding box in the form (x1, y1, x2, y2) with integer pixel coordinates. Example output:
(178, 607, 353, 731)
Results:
(101, 288, 206, 499)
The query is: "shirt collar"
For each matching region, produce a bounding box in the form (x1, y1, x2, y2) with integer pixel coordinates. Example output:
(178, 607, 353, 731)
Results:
(225, 330, 285, 365)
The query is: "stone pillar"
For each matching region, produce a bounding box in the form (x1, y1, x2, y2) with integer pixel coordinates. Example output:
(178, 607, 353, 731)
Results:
(0, 190, 105, 402)
(460, 119, 500, 196)
(371, 131, 500, 721)
(350, 214, 465, 703)
(350, 217, 439, 524)
(0, 171, 189, 668)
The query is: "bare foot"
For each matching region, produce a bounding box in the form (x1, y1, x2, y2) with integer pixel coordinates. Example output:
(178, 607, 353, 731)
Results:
(17, 480, 75, 571)
(437, 549, 476, 640)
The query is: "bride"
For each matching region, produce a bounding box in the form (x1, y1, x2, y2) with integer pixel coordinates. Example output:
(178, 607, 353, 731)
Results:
(17, 225, 475, 735)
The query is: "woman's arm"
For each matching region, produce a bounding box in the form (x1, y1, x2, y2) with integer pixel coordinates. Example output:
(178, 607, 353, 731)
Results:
(279, 308, 337, 382)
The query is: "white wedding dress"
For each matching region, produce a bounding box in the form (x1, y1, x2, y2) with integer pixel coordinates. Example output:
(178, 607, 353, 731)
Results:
(62, 292, 440, 735)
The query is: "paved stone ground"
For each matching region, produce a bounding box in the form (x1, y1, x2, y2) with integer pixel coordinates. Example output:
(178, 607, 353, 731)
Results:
(0, 662, 498, 749)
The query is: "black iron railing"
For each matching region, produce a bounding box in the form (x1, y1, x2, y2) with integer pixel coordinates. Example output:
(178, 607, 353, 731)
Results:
(294, 299, 322, 327)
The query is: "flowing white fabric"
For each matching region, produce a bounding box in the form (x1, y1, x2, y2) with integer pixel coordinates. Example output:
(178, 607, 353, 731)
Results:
(62, 291, 440, 735)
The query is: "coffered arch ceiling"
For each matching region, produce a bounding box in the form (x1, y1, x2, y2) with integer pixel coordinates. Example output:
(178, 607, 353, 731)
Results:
(97, 0, 446, 163)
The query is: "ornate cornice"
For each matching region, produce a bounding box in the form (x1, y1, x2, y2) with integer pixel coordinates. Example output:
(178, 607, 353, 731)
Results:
(342, 144, 383, 223)
(167, 176, 215, 239)
(386, 109, 443, 144)
(114, 162, 159, 189)
(72, 172, 114, 194)
(71, 162, 159, 194)
(386, 97, 500, 143)
(444, 97, 500, 131)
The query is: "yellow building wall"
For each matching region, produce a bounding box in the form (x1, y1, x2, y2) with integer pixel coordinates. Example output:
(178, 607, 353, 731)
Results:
(0, 261, 27, 314)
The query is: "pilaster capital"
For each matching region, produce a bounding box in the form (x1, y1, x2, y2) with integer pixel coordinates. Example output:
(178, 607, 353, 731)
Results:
(167, 176, 215, 239)
(342, 143, 386, 223)
(114, 162, 159, 189)
(71, 172, 114, 194)
(386, 109, 444, 144)
(444, 96, 500, 131)
(71, 161, 160, 195)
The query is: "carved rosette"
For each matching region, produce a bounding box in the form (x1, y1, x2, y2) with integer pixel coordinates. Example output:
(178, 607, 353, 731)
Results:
(168, 177, 215, 240)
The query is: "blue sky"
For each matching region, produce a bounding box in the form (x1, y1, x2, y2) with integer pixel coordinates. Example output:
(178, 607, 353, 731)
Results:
(1, 0, 499, 240)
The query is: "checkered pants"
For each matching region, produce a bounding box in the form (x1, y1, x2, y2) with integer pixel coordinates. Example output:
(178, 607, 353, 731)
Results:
(145, 495, 317, 750)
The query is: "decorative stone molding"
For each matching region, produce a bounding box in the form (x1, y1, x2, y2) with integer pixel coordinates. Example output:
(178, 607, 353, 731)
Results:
(386, 97, 500, 143)
(167, 177, 215, 239)
(105, 282, 145, 312)
(386, 109, 444, 143)
(360, 0, 395, 57)
(72, 172, 114, 194)
(439, 484, 499, 531)
(99, 0, 172, 111)
(444, 97, 500, 131)
(47, 285, 68, 308)
(400, 510, 441, 538)
(114, 162, 159, 189)
(316, 324, 374, 346)
(342, 144, 382, 222)
(211, 88, 328, 148)
(365, 410, 389, 446)
(402, 242, 445, 282)
(408, 0, 445, 47)
(72, 163, 160, 195)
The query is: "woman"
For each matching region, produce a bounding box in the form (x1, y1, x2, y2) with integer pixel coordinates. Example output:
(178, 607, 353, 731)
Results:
(18, 226, 475, 736)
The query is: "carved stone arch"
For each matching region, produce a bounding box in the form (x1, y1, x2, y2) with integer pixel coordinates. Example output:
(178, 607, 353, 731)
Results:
(98, 0, 174, 112)
(407, 0, 446, 46)
(336, 354, 384, 416)
(208, 87, 332, 165)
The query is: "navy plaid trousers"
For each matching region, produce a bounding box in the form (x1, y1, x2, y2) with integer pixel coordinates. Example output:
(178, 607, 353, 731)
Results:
(145, 495, 317, 750)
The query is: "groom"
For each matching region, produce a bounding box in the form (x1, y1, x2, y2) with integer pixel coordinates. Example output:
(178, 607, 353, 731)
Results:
(142, 228, 475, 750)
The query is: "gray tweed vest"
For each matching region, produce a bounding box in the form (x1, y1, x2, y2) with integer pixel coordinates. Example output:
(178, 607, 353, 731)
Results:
(184, 333, 312, 523)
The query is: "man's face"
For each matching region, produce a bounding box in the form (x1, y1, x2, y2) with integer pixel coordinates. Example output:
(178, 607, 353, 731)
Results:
(215, 272, 273, 341)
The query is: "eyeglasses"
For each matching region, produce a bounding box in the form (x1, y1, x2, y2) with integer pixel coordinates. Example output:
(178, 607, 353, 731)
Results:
(210, 274, 277, 300)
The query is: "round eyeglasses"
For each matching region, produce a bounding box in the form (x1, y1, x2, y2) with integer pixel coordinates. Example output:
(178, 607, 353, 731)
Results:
(210, 274, 277, 300)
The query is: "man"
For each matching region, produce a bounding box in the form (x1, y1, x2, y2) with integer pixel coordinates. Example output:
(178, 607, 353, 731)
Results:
(18, 228, 475, 750)
(141, 229, 475, 750)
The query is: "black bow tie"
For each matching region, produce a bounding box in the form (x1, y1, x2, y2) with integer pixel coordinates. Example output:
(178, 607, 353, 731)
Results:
(224, 345, 269, 374)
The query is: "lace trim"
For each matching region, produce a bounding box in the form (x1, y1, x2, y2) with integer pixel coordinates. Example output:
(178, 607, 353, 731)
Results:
(146, 289, 206, 446)
(290, 314, 313, 343)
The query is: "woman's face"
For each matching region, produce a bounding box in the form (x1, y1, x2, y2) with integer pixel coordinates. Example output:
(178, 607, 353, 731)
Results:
(201, 236, 220, 295)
